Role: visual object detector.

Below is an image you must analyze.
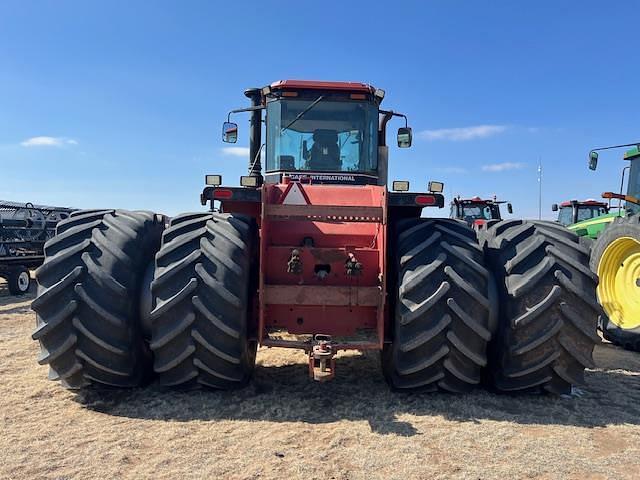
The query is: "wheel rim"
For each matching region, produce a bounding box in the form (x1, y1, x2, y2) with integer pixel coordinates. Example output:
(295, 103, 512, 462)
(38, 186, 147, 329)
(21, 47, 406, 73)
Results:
(597, 236, 640, 329)
(18, 271, 30, 292)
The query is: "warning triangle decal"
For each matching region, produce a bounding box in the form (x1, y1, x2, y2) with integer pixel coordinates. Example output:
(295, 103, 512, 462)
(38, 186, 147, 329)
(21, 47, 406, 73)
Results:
(281, 183, 310, 205)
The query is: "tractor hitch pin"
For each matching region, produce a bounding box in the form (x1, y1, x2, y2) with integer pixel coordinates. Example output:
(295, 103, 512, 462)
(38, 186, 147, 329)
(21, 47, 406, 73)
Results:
(345, 253, 363, 276)
(308, 334, 336, 382)
(287, 249, 303, 274)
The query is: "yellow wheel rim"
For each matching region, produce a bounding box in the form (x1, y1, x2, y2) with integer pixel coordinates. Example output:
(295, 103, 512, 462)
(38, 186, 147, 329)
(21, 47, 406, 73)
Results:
(597, 236, 640, 329)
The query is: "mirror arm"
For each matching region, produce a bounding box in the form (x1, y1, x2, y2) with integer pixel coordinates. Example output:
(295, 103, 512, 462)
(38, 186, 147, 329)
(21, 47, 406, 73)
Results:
(227, 105, 266, 122)
(590, 142, 640, 154)
(379, 110, 408, 128)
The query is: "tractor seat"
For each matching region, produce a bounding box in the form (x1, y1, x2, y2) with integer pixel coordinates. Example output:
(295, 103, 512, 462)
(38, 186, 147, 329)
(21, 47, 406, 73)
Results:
(309, 129, 341, 171)
(279, 155, 295, 170)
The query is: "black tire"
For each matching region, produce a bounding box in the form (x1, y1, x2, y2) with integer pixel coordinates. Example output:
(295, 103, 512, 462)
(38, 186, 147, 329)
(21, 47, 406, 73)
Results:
(31, 210, 164, 389)
(483, 220, 600, 394)
(8, 266, 31, 295)
(590, 215, 640, 351)
(150, 212, 257, 389)
(382, 218, 495, 392)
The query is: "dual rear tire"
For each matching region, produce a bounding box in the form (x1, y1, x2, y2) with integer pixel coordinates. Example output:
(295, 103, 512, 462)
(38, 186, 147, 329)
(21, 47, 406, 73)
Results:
(384, 219, 599, 394)
(32, 210, 256, 390)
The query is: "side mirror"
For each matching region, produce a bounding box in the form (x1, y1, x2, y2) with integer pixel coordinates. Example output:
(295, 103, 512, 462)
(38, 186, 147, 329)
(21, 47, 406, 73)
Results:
(507, 203, 513, 214)
(397, 127, 412, 148)
(551, 203, 558, 212)
(222, 122, 238, 143)
(588, 151, 598, 170)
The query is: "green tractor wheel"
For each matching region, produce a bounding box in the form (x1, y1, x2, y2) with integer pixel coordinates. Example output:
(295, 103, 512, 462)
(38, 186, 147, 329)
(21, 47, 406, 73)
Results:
(590, 215, 640, 351)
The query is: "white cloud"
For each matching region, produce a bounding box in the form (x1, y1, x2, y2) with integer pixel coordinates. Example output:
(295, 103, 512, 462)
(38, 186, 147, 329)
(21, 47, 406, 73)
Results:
(21, 136, 78, 147)
(481, 162, 525, 172)
(221, 147, 250, 157)
(419, 125, 508, 141)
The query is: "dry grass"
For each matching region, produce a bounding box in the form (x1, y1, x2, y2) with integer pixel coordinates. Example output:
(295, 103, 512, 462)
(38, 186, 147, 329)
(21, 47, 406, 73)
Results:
(2, 281, 640, 479)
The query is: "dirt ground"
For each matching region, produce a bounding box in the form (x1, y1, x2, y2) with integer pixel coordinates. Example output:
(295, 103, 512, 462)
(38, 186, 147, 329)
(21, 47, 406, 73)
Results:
(2, 281, 640, 480)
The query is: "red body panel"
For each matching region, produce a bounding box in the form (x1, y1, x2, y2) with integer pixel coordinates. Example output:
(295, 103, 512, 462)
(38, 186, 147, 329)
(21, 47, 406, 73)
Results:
(257, 183, 387, 348)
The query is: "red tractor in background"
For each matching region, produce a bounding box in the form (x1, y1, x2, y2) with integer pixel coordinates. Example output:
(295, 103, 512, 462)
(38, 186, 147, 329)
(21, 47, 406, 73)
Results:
(32, 80, 598, 394)
(450, 196, 513, 230)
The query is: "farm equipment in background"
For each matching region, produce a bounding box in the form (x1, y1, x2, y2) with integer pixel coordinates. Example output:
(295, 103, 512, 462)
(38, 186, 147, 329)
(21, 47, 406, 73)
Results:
(552, 199, 611, 228)
(584, 143, 640, 351)
(31, 80, 598, 395)
(0, 200, 74, 295)
(450, 196, 512, 229)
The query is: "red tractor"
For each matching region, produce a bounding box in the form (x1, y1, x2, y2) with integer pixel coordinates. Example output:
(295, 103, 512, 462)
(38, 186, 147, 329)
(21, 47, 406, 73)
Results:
(32, 80, 598, 394)
(450, 196, 513, 229)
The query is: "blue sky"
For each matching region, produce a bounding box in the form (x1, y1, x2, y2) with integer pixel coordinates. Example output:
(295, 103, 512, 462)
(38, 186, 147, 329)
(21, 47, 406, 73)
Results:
(1, 1, 638, 218)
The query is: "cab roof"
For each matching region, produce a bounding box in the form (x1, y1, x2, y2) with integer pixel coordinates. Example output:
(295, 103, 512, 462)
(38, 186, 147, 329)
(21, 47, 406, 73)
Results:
(624, 145, 640, 160)
(270, 79, 376, 94)
(453, 196, 506, 204)
(559, 199, 608, 207)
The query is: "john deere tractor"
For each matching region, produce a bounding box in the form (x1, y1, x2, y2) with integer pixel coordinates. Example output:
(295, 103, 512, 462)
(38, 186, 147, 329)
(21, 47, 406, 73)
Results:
(552, 199, 610, 228)
(586, 143, 640, 350)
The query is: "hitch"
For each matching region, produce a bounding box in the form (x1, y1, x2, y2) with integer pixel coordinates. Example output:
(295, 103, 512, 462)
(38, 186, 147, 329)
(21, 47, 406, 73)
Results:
(308, 334, 336, 382)
(287, 249, 303, 274)
(345, 252, 363, 276)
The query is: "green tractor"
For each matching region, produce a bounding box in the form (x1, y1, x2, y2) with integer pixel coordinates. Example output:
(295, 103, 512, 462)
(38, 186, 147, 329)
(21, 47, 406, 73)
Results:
(584, 143, 640, 350)
(552, 199, 610, 229)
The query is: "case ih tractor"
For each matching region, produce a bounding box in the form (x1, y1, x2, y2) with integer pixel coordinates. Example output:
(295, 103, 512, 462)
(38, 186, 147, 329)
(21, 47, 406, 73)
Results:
(450, 196, 512, 229)
(584, 144, 640, 351)
(31, 80, 598, 394)
(552, 199, 610, 228)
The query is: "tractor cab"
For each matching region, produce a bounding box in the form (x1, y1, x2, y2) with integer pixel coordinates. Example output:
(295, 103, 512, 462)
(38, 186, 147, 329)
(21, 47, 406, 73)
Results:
(219, 80, 412, 187)
(621, 146, 640, 215)
(588, 145, 640, 216)
(450, 196, 512, 228)
(552, 199, 609, 226)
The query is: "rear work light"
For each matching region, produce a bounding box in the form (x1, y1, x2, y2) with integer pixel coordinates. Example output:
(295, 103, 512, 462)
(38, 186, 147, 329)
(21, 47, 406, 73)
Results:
(415, 195, 436, 205)
(392, 180, 410, 192)
(205, 174, 222, 186)
(428, 181, 444, 193)
(240, 176, 259, 187)
(213, 189, 233, 200)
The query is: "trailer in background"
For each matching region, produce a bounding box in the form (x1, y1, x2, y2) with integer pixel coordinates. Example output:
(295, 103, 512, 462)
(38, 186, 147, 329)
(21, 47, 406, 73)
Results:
(0, 201, 75, 295)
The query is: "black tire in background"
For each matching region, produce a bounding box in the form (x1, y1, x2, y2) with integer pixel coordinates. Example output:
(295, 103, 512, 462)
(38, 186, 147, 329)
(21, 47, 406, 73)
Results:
(31, 210, 164, 388)
(590, 214, 640, 351)
(383, 218, 495, 392)
(482, 220, 600, 394)
(8, 266, 31, 295)
(150, 212, 257, 389)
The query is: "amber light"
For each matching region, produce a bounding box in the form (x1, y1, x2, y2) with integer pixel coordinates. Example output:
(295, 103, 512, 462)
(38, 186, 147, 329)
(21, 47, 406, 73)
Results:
(415, 195, 436, 205)
(213, 189, 233, 200)
(282, 91, 299, 97)
(350, 93, 366, 100)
